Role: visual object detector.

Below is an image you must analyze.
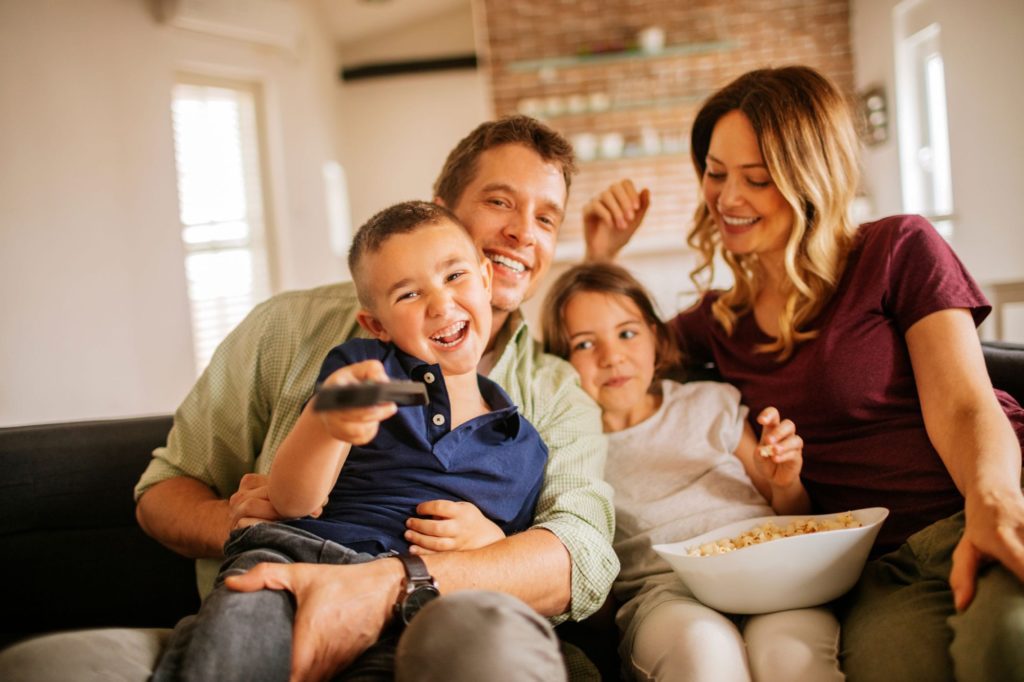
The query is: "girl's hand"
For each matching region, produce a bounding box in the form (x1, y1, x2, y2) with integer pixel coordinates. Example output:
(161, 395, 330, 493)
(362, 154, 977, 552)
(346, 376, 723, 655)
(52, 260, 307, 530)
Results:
(316, 360, 397, 446)
(404, 500, 506, 554)
(754, 406, 804, 490)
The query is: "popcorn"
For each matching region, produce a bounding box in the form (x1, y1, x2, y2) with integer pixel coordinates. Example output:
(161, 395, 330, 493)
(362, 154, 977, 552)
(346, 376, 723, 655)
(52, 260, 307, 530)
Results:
(686, 512, 862, 557)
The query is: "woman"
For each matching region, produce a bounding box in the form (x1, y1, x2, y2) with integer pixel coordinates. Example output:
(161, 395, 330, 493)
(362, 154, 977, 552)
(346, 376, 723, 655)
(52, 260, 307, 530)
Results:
(583, 65, 1024, 681)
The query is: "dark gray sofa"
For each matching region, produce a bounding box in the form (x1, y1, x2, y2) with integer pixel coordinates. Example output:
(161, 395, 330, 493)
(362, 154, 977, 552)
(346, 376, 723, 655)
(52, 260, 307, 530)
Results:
(2, 341, 1022, 677)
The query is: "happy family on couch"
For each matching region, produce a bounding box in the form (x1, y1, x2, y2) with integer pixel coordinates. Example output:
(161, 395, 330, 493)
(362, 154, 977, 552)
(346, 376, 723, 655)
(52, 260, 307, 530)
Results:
(2, 66, 1022, 682)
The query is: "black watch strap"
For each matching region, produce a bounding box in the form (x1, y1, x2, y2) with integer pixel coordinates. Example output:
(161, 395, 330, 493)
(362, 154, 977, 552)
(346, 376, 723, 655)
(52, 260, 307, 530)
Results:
(396, 553, 432, 584)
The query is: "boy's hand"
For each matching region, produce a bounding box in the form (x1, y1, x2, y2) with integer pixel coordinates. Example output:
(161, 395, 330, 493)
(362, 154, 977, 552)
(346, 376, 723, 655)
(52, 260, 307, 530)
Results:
(404, 499, 506, 554)
(754, 407, 804, 490)
(317, 360, 397, 446)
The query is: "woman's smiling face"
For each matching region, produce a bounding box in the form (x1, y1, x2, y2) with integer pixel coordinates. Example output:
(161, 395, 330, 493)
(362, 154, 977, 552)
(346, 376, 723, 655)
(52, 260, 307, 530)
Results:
(702, 110, 794, 262)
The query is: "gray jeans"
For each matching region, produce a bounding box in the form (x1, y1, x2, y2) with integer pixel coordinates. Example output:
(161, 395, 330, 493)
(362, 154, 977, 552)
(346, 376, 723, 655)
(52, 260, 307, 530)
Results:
(153, 522, 388, 681)
(0, 524, 567, 682)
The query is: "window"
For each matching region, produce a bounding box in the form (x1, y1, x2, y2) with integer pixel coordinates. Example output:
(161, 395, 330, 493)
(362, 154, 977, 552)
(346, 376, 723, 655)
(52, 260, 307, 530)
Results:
(895, 12, 954, 237)
(171, 77, 274, 374)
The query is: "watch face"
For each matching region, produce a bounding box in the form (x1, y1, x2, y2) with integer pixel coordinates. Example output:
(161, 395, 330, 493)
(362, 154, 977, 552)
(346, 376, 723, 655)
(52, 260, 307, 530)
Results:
(400, 584, 441, 625)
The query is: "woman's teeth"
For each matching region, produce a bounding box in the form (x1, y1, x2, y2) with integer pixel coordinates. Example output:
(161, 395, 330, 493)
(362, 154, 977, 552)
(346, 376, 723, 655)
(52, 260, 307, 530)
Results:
(721, 215, 759, 226)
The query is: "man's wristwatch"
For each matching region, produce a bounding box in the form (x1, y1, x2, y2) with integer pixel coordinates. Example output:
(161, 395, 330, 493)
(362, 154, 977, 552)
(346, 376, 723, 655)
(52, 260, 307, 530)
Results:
(394, 554, 440, 626)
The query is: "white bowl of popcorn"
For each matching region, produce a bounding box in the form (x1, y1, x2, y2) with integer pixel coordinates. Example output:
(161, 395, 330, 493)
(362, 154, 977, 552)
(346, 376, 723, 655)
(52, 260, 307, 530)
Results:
(653, 507, 889, 614)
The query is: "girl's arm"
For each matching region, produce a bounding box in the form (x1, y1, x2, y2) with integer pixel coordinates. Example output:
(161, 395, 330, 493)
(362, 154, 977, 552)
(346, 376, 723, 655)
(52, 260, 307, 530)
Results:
(269, 359, 397, 519)
(734, 408, 812, 515)
(905, 308, 1024, 609)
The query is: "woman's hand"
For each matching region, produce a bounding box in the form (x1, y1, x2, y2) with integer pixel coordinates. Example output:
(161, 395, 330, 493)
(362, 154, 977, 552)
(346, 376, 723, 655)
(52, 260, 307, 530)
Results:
(582, 179, 651, 262)
(405, 499, 506, 554)
(754, 406, 804, 490)
(950, 487, 1024, 610)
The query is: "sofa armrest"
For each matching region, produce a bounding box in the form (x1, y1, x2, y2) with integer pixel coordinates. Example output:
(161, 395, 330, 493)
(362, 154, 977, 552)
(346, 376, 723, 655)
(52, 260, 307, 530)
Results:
(0, 416, 199, 647)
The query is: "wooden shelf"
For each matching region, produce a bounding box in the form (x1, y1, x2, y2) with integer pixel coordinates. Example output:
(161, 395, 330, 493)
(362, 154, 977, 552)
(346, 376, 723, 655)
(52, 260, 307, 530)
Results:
(504, 41, 736, 73)
(536, 95, 706, 121)
(578, 149, 689, 165)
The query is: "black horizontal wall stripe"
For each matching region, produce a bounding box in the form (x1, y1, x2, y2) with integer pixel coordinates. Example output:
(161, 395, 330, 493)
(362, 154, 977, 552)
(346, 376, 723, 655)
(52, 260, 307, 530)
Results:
(341, 55, 478, 81)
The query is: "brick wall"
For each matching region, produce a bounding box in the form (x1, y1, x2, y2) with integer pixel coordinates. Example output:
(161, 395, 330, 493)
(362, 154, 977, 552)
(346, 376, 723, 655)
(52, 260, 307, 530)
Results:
(477, 0, 854, 256)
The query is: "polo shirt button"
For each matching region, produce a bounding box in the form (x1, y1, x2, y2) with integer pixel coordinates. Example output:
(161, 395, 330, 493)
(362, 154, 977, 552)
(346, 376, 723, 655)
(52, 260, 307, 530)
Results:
(432, 413, 445, 426)
(423, 372, 436, 384)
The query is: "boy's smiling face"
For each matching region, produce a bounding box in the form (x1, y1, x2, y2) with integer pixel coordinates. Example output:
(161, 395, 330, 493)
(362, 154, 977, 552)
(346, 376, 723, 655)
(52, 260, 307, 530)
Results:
(357, 220, 493, 378)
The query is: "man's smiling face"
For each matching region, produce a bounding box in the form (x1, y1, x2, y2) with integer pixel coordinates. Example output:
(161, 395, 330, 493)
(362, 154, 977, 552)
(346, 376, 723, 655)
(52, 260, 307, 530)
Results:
(445, 143, 567, 314)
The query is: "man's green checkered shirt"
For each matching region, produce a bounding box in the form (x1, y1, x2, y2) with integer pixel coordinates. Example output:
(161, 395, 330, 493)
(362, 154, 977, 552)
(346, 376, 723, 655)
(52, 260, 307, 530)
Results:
(135, 281, 618, 624)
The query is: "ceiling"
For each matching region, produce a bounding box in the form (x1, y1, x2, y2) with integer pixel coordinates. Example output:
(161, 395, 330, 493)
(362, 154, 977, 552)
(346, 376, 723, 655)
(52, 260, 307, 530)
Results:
(319, 0, 470, 46)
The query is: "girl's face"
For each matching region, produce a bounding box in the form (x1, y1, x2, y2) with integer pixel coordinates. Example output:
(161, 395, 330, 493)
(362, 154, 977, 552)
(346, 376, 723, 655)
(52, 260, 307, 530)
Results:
(563, 290, 660, 432)
(702, 110, 794, 264)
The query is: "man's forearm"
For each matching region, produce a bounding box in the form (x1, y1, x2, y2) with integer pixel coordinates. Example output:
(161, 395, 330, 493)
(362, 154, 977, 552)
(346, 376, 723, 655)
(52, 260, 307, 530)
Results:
(422, 527, 571, 617)
(135, 476, 232, 559)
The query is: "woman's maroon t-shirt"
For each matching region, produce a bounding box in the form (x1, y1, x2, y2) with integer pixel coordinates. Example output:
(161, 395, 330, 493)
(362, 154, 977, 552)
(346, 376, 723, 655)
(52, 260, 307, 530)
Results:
(672, 215, 1024, 553)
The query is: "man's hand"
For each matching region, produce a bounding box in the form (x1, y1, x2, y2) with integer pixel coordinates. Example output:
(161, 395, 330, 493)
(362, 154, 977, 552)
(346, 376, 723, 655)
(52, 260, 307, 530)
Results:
(317, 360, 398, 446)
(949, 487, 1024, 610)
(226, 559, 405, 682)
(405, 500, 506, 554)
(582, 179, 650, 262)
(229, 473, 283, 529)
(230, 473, 327, 529)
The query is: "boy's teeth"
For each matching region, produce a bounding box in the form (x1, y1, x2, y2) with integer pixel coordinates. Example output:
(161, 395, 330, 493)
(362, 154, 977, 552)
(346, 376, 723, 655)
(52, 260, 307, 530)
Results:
(431, 321, 467, 347)
(488, 254, 525, 273)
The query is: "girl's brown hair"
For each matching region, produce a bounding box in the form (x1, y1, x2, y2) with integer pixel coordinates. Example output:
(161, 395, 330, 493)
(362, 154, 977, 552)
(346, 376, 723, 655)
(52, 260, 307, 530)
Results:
(541, 262, 682, 377)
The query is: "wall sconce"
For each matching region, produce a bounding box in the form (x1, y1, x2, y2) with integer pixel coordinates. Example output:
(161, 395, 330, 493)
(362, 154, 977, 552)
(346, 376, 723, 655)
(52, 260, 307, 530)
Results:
(860, 87, 889, 146)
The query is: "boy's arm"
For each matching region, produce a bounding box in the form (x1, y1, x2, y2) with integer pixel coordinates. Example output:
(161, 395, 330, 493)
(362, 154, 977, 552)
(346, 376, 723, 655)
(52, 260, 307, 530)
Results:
(269, 359, 395, 518)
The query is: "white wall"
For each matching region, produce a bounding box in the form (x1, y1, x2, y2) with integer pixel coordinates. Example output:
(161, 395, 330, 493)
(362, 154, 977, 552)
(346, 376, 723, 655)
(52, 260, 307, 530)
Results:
(335, 4, 492, 229)
(852, 0, 1024, 340)
(0, 0, 345, 426)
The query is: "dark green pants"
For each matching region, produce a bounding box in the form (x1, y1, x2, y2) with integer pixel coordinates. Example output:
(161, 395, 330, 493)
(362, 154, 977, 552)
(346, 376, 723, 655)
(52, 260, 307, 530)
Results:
(839, 511, 1024, 681)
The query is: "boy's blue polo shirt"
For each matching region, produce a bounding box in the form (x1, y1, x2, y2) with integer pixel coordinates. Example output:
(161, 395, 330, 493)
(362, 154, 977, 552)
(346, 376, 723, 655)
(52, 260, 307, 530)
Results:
(287, 338, 548, 554)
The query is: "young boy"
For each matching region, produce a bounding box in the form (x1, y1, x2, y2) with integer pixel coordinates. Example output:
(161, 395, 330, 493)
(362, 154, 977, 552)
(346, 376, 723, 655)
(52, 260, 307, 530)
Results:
(153, 201, 548, 681)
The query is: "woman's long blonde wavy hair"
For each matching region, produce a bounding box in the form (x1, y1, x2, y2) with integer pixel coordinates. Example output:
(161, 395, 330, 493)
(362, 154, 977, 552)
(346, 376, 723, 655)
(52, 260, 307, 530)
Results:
(687, 66, 861, 360)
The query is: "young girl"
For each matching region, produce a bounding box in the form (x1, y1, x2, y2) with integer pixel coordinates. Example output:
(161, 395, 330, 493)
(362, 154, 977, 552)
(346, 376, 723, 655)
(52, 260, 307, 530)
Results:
(542, 262, 843, 682)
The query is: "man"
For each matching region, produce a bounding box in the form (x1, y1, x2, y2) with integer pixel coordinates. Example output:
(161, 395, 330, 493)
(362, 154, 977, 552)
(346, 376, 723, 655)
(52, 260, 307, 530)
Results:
(0, 116, 617, 681)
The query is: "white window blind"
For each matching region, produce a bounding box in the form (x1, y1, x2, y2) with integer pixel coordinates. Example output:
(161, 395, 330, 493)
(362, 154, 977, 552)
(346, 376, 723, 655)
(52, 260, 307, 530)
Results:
(171, 79, 273, 375)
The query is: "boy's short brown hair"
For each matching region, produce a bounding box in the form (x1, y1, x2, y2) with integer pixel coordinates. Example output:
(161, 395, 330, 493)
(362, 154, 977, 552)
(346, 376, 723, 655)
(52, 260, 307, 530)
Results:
(348, 200, 469, 307)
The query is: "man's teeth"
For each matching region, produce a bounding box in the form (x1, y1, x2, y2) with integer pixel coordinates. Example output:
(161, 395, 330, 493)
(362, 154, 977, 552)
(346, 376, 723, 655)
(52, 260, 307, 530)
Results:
(488, 253, 526, 273)
(431, 321, 468, 347)
(721, 215, 759, 226)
